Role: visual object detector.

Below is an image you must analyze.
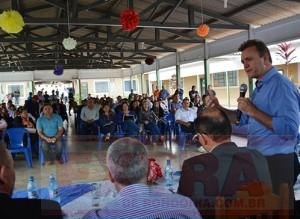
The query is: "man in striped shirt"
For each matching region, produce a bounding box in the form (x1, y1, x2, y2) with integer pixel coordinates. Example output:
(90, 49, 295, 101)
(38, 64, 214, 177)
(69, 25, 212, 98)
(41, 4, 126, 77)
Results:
(84, 137, 201, 219)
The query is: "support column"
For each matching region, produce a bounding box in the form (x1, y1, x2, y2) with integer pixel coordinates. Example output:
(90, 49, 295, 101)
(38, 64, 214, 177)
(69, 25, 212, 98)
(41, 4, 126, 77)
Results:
(78, 79, 82, 102)
(156, 60, 161, 88)
(31, 81, 35, 94)
(225, 71, 230, 107)
(196, 74, 200, 95)
(140, 72, 144, 94)
(130, 74, 133, 91)
(176, 51, 180, 89)
(204, 40, 209, 93)
(130, 67, 133, 91)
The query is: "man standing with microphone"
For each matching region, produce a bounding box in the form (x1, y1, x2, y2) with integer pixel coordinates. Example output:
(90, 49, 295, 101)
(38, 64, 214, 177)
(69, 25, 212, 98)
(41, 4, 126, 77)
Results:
(207, 39, 300, 215)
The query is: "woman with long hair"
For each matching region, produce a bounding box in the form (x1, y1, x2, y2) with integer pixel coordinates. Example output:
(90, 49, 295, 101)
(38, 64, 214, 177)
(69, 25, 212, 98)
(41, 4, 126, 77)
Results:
(99, 104, 116, 142)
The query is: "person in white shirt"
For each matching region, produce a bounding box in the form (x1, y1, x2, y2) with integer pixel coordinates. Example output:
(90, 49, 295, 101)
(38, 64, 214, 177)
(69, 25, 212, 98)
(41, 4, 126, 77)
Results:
(175, 97, 197, 134)
(80, 98, 99, 134)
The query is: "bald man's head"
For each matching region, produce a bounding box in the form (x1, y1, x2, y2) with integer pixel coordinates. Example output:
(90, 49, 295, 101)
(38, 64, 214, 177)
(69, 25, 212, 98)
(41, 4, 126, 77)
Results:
(0, 144, 15, 196)
(195, 108, 232, 142)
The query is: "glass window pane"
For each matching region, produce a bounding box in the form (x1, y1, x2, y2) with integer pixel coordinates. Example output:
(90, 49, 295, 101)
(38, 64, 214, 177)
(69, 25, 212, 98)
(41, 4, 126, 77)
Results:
(213, 72, 226, 87)
(124, 80, 137, 92)
(95, 81, 109, 93)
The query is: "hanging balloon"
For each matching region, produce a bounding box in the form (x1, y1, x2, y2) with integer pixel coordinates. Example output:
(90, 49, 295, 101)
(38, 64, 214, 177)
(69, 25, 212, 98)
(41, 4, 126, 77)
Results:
(0, 10, 25, 34)
(62, 37, 77, 50)
(120, 9, 140, 31)
(53, 65, 64, 76)
(145, 56, 155, 65)
(196, 24, 210, 38)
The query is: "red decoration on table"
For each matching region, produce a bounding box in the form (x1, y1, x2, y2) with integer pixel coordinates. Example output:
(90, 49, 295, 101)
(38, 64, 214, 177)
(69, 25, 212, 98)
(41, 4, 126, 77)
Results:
(120, 9, 140, 31)
(196, 24, 210, 38)
(145, 56, 155, 65)
(147, 158, 163, 183)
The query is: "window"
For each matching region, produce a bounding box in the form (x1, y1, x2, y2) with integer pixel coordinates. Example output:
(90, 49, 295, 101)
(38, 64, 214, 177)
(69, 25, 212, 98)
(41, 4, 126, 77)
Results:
(212, 71, 238, 87)
(228, 71, 237, 86)
(7, 84, 24, 97)
(124, 80, 137, 92)
(213, 72, 226, 87)
(95, 81, 109, 93)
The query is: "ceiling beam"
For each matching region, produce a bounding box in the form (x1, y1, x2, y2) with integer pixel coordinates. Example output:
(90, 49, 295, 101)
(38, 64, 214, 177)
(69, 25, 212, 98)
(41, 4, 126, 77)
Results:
(0, 48, 175, 55)
(78, 0, 111, 12)
(0, 56, 147, 62)
(163, 0, 249, 28)
(23, 18, 249, 30)
(42, 0, 66, 10)
(0, 36, 202, 44)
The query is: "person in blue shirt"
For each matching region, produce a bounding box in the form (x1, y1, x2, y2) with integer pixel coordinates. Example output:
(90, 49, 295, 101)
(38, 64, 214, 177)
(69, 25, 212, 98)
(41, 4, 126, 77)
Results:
(207, 39, 300, 213)
(36, 103, 64, 165)
(159, 85, 170, 100)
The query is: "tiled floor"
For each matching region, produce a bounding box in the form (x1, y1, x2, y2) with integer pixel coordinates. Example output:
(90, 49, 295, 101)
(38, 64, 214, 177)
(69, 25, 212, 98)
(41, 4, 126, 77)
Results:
(13, 118, 248, 190)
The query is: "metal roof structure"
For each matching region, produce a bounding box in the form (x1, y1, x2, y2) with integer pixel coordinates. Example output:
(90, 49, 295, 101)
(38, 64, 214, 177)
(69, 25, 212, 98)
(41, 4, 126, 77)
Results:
(0, 0, 299, 73)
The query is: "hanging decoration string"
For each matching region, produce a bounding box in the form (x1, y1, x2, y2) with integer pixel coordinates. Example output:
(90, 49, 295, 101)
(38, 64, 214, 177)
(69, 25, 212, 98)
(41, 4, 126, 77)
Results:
(224, 0, 228, 8)
(62, 0, 77, 50)
(67, 0, 70, 36)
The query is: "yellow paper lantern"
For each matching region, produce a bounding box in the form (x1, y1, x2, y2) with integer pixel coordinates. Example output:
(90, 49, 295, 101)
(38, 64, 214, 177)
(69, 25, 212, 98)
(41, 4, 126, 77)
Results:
(196, 24, 210, 38)
(0, 10, 25, 34)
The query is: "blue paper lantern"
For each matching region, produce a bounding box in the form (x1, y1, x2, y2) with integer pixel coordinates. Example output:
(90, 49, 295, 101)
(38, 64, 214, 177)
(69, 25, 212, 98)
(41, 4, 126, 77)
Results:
(53, 65, 64, 76)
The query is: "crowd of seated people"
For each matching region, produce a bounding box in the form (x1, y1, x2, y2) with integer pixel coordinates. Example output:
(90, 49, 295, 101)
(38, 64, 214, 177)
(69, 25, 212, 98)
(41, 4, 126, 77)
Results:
(0, 89, 70, 165)
(72, 85, 207, 146)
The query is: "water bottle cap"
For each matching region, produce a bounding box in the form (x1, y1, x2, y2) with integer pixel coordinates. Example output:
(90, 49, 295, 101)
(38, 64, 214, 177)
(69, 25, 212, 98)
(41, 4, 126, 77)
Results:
(29, 176, 34, 181)
(166, 159, 171, 165)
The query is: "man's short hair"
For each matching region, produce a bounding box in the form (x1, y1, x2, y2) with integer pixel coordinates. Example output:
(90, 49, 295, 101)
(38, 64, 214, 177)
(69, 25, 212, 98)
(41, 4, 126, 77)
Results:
(195, 108, 232, 142)
(43, 102, 52, 108)
(106, 137, 148, 186)
(183, 97, 190, 102)
(238, 39, 272, 63)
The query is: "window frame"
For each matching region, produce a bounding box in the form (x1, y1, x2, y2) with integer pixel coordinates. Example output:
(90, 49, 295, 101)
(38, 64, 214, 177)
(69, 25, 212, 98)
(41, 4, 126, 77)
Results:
(94, 80, 110, 94)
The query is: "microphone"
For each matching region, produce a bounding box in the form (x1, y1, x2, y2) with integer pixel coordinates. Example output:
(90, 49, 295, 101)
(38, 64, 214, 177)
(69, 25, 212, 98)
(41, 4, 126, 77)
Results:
(236, 84, 248, 124)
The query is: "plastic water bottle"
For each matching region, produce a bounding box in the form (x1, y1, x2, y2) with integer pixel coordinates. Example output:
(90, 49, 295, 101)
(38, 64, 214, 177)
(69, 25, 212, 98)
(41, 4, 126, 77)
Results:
(48, 174, 60, 203)
(27, 176, 39, 199)
(165, 159, 173, 187)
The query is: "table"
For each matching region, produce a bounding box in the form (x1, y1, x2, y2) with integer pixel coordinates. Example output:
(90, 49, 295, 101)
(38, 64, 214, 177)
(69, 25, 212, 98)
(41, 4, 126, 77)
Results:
(12, 173, 181, 219)
(62, 175, 181, 219)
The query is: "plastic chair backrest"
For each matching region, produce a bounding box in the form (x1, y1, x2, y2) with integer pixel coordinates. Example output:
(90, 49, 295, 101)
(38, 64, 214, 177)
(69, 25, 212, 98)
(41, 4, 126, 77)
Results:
(6, 128, 26, 148)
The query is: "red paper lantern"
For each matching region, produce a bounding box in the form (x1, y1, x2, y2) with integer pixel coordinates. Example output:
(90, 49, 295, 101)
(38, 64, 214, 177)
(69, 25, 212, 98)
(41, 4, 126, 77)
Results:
(145, 56, 155, 65)
(120, 9, 140, 31)
(196, 24, 210, 38)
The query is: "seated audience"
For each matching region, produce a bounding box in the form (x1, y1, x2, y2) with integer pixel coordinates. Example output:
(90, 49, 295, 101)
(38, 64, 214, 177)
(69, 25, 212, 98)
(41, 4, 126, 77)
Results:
(80, 98, 99, 135)
(152, 99, 167, 135)
(99, 104, 116, 142)
(175, 97, 197, 134)
(0, 144, 62, 218)
(83, 137, 201, 219)
(169, 93, 182, 114)
(177, 108, 272, 218)
(37, 104, 64, 165)
(139, 100, 163, 143)
(189, 85, 199, 103)
(116, 102, 139, 136)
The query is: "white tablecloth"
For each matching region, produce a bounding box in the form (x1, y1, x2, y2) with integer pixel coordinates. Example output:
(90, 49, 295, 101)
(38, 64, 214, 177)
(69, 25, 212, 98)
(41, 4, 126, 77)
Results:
(62, 176, 180, 219)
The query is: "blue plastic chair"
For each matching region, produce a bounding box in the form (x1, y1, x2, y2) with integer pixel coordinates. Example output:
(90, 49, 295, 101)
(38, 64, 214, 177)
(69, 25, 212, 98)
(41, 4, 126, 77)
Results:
(39, 134, 68, 165)
(6, 128, 33, 168)
(177, 124, 194, 150)
(164, 113, 175, 146)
